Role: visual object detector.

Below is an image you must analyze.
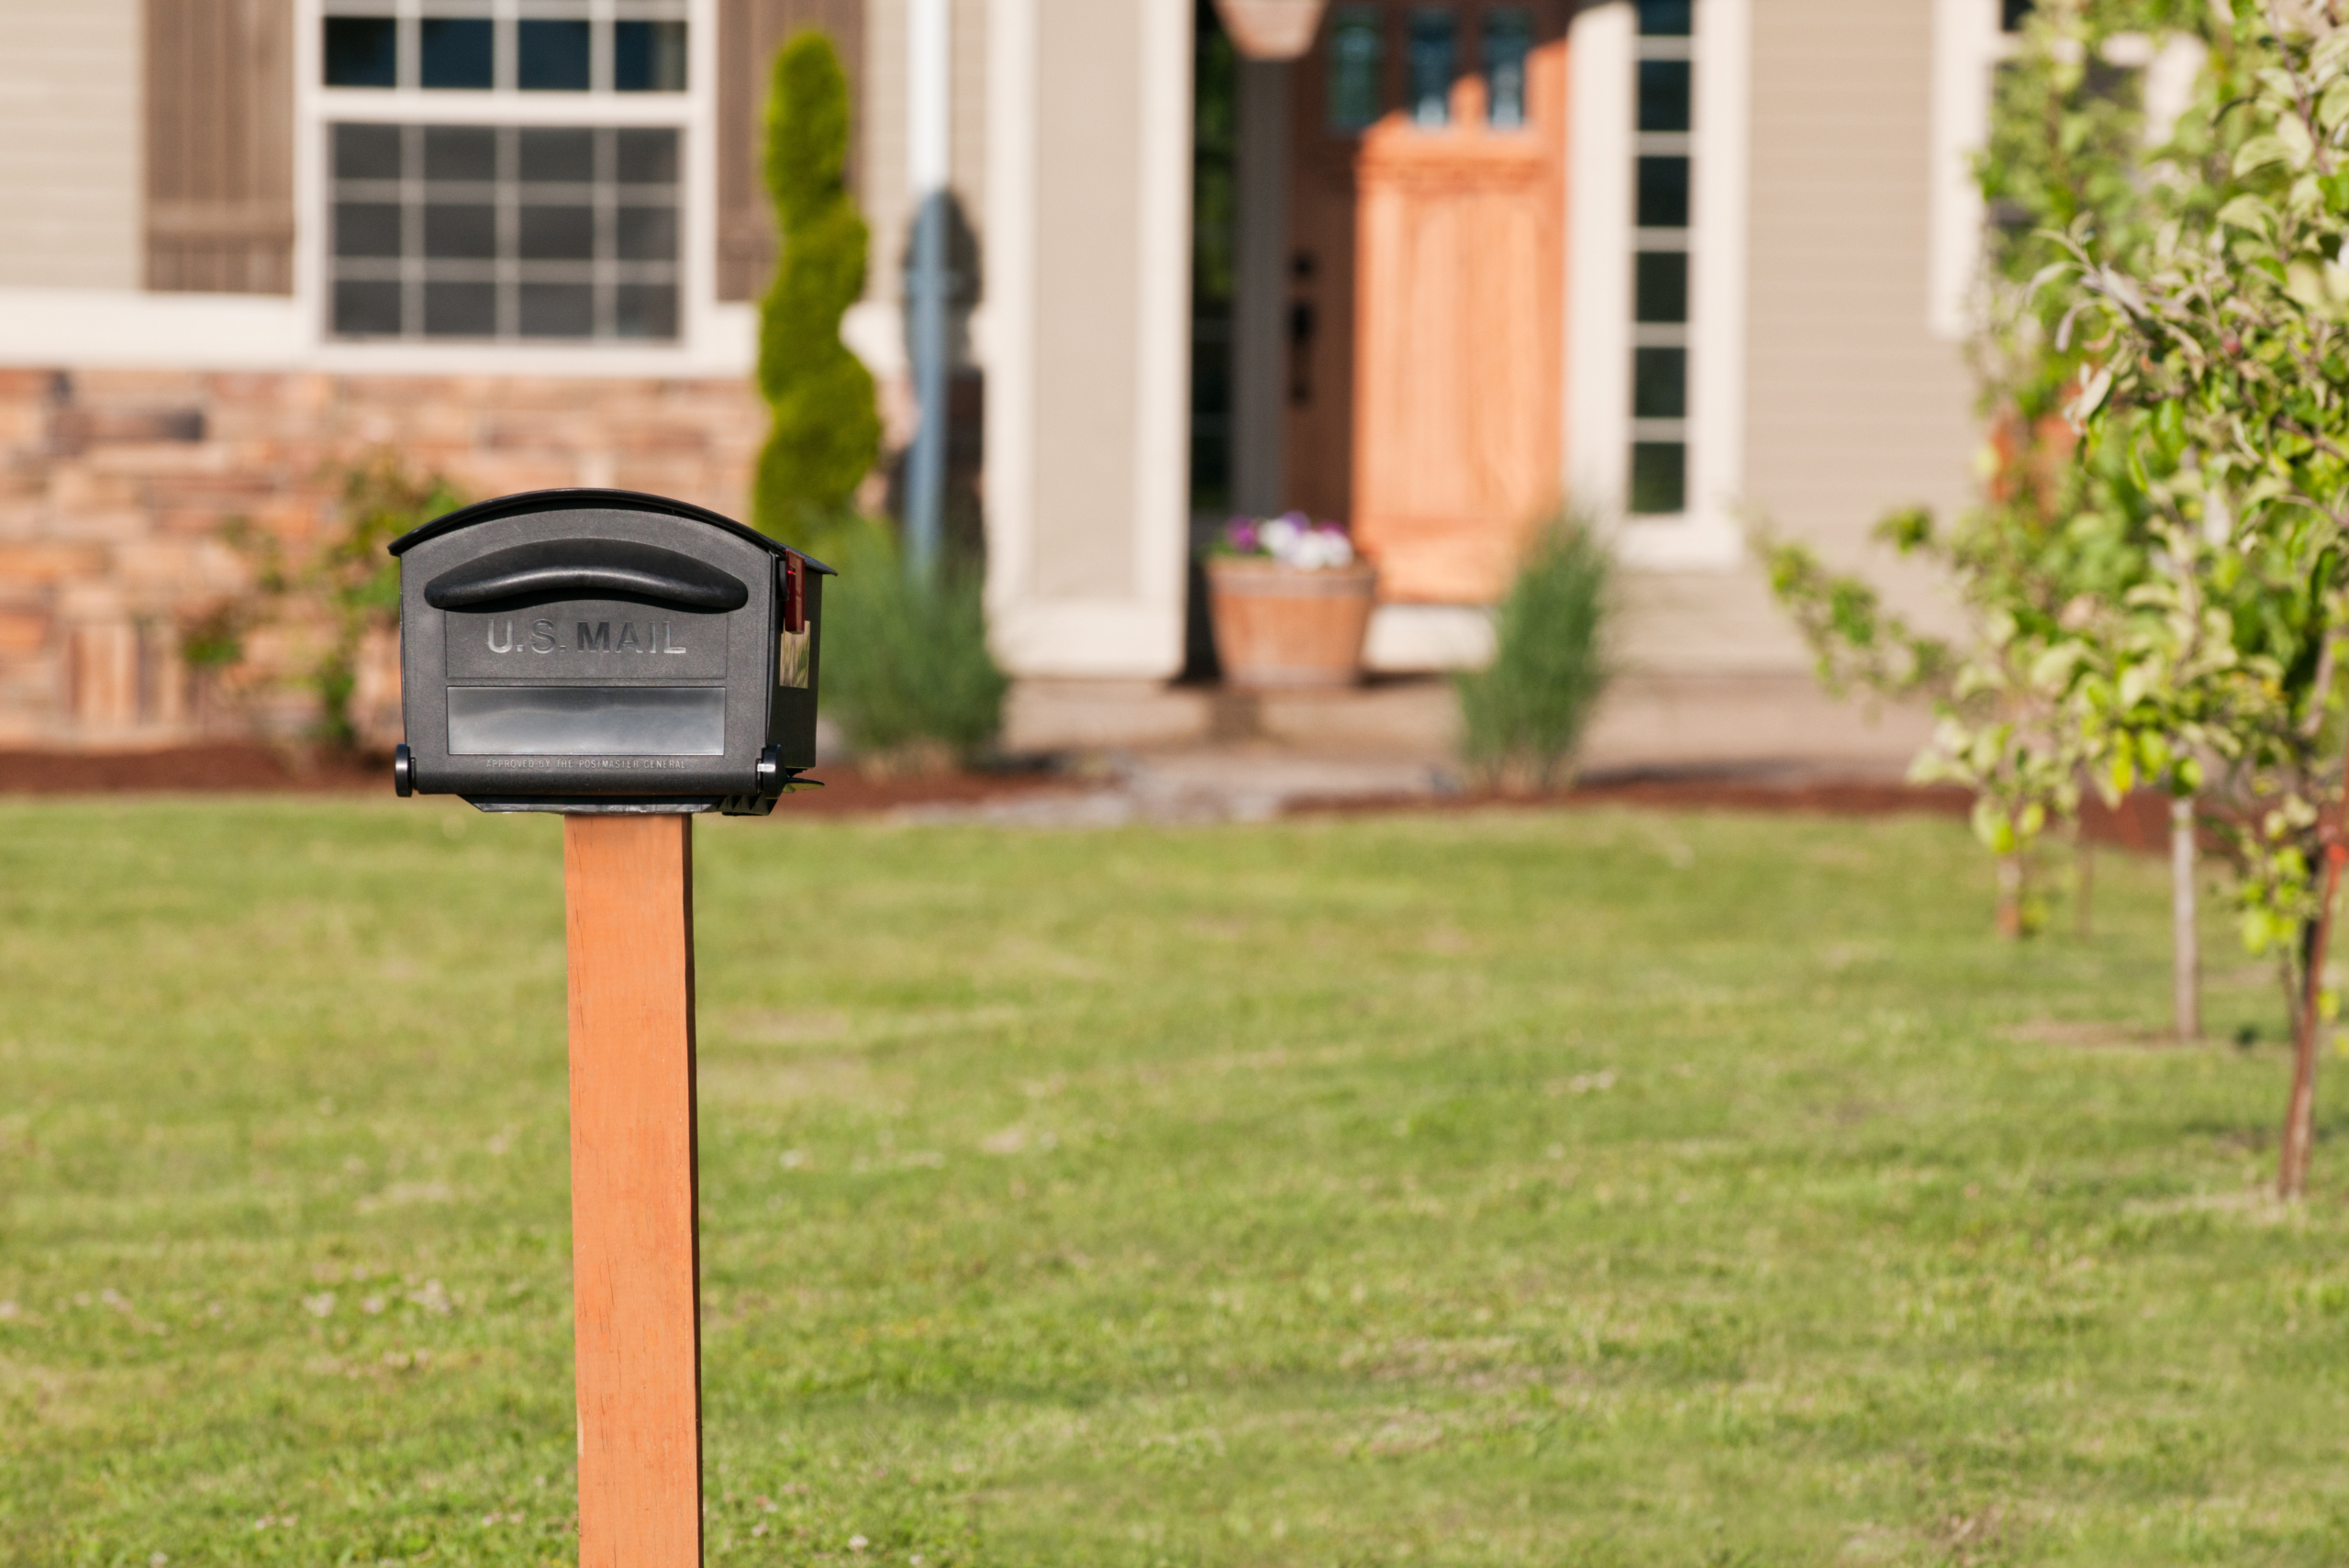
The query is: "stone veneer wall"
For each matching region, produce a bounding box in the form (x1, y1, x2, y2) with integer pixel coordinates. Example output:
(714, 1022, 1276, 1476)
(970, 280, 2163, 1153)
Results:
(0, 368, 766, 749)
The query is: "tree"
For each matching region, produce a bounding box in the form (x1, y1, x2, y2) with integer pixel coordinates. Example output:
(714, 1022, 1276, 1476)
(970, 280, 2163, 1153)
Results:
(751, 30, 881, 551)
(2058, 0, 2349, 1198)
(1765, 0, 2201, 940)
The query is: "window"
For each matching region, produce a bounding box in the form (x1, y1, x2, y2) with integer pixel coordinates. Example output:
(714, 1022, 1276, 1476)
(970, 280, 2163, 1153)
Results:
(328, 124, 681, 341)
(317, 1, 692, 345)
(1482, 7, 1532, 128)
(1330, 6, 1384, 132)
(320, 3, 688, 94)
(1629, 0, 1691, 514)
(1407, 7, 1457, 128)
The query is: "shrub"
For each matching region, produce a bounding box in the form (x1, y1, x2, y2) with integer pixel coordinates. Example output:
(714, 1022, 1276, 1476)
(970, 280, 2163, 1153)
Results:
(213, 453, 462, 751)
(751, 30, 881, 552)
(1455, 511, 1612, 790)
(819, 519, 1007, 768)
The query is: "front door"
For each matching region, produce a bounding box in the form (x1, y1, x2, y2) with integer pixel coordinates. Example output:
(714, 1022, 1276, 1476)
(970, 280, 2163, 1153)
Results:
(1288, 2, 1567, 606)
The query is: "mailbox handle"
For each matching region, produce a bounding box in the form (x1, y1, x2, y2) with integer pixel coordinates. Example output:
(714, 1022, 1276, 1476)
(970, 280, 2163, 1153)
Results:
(424, 539, 751, 613)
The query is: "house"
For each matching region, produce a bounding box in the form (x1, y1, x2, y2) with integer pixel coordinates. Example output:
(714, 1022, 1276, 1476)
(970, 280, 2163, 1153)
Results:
(0, 0, 2067, 769)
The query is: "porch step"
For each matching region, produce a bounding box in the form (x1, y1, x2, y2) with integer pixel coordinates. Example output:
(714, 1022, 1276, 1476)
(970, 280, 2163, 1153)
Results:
(1003, 671, 1931, 778)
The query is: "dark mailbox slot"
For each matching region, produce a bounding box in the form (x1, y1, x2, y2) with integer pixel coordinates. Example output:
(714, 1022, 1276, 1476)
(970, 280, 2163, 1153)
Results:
(388, 488, 830, 815)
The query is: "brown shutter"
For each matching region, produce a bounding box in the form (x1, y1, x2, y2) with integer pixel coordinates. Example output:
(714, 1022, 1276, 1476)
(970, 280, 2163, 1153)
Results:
(145, 0, 295, 295)
(717, 0, 864, 302)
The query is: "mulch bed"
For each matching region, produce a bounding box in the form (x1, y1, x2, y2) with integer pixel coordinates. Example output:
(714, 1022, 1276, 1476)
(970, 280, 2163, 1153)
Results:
(0, 743, 1069, 815)
(0, 744, 2179, 848)
(1291, 775, 2178, 851)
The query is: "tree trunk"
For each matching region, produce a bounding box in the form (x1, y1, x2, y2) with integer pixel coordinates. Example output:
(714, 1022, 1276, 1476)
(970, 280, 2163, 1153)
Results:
(1996, 852, 2026, 940)
(2280, 853, 2345, 1202)
(2173, 796, 2200, 1042)
(2075, 828, 2094, 940)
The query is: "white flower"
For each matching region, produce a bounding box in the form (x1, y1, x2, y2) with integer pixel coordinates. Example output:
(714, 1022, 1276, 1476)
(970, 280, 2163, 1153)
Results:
(850, 1534, 870, 1551)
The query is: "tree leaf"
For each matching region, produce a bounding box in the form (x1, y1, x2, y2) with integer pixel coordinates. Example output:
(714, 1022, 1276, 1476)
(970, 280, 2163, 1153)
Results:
(2235, 134, 2293, 175)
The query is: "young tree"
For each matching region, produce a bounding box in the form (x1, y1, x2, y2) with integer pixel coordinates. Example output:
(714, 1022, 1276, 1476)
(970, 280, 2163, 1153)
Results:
(2059, 0, 2349, 1198)
(751, 30, 881, 550)
(1766, 0, 2198, 940)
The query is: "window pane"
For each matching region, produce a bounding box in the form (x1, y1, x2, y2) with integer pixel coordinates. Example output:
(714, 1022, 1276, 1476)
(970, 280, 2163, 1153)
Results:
(617, 205, 676, 261)
(1638, 59, 1691, 132)
(616, 284, 679, 339)
(1636, 155, 1689, 227)
(617, 128, 678, 184)
(423, 203, 495, 258)
(1407, 7, 1456, 127)
(519, 204, 594, 260)
(419, 17, 493, 89)
(1634, 250, 1688, 322)
(423, 281, 496, 335)
(336, 202, 403, 257)
(1329, 6, 1382, 132)
(517, 19, 591, 91)
(334, 280, 404, 336)
(1635, 0, 1692, 37)
(423, 125, 497, 182)
(323, 17, 397, 87)
(1483, 7, 1531, 129)
(1632, 347, 1687, 417)
(1630, 443, 1686, 514)
(335, 121, 403, 179)
(519, 284, 595, 337)
(519, 127, 596, 183)
(614, 20, 688, 92)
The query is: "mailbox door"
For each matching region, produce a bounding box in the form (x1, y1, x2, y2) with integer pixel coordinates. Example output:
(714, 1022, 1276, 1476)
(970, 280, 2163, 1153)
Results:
(397, 505, 778, 802)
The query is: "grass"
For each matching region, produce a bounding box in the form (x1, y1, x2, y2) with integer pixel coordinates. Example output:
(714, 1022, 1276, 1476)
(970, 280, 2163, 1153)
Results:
(2, 798, 2347, 1565)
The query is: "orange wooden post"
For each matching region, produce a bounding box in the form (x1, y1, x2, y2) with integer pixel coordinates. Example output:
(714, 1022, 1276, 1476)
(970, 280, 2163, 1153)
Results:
(564, 813, 703, 1568)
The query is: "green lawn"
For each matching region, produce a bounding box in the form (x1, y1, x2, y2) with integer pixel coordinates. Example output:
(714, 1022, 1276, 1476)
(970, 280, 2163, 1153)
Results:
(2, 797, 2346, 1565)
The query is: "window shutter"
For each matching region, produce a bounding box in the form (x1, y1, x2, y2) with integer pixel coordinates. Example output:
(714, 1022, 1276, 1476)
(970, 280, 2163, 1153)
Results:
(717, 0, 864, 303)
(145, 0, 295, 294)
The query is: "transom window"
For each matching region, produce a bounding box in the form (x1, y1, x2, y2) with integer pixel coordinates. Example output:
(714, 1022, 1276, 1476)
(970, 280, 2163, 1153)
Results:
(322, 2, 687, 94)
(1326, 3, 1542, 133)
(328, 123, 681, 340)
(1629, 0, 1691, 515)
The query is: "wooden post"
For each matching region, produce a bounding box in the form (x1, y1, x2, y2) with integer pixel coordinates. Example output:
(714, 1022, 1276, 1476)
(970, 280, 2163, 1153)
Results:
(564, 814, 702, 1568)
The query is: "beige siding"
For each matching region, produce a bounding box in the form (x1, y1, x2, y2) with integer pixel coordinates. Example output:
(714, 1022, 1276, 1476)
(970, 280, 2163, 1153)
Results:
(1027, 0, 1142, 600)
(1740, 0, 1975, 621)
(0, 0, 141, 290)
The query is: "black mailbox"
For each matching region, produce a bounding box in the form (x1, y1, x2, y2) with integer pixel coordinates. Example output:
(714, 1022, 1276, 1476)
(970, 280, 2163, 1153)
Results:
(386, 488, 830, 815)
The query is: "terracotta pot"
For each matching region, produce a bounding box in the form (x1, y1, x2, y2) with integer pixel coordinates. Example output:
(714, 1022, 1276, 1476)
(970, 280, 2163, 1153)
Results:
(1206, 559, 1377, 689)
(1211, 0, 1328, 60)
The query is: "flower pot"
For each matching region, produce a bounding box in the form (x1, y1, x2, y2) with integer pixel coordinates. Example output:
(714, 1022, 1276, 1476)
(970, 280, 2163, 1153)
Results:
(1206, 559, 1377, 689)
(1211, 0, 1328, 60)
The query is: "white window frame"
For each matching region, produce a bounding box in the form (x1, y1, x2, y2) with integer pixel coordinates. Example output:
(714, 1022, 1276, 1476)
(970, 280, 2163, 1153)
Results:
(291, 0, 737, 373)
(1565, 0, 1748, 572)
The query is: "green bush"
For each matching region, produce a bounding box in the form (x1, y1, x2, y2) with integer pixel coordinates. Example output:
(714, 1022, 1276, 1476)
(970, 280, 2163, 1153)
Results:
(821, 520, 1007, 766)
(751, 30, 880, 551)
(1456, 510, 1612, 790)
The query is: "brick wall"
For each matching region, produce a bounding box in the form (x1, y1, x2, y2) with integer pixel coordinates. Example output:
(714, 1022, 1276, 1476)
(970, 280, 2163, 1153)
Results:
(0, 367, 766, 749)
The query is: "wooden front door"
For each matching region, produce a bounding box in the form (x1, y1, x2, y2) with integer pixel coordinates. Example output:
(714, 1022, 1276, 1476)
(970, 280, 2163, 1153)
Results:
(1288, 2, 1567, 605)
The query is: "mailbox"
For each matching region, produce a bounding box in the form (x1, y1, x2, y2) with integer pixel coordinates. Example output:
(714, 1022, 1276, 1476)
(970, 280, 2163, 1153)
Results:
(386, 488, 830, 815)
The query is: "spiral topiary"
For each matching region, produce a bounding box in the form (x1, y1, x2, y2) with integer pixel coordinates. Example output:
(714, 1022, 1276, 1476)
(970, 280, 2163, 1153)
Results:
(751, 30, 880, 550)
